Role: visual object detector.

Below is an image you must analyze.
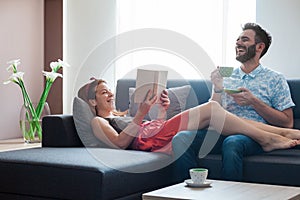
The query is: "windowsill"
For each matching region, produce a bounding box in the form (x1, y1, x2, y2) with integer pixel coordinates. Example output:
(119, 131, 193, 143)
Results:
(0, 138, 41, 152)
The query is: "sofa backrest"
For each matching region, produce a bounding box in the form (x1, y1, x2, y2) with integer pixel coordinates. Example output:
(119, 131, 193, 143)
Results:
(115, 79, 212, 112)
(287, 79, 300, 128)
(116, 78, 299, 128)
(42, 78, 299, 147)
(42, 114, 83, 147)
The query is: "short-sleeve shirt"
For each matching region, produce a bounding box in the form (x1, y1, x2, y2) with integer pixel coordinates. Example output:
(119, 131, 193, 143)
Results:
(221, 65, 295, 124)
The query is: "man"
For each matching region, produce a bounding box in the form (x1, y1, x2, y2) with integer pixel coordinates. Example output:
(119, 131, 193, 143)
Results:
(172, 23, 295, 181)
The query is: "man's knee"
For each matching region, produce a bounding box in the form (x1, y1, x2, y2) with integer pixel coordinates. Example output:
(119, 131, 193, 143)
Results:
(173, 131, 195, 147)
(222, 135, 246, 154)
(172, 131, 197, 158)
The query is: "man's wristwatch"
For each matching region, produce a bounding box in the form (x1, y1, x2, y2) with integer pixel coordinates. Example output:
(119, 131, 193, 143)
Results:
(214, 88, 224, 93)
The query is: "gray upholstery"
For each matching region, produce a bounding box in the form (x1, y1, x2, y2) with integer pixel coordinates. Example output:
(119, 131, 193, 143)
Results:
(73, 97, 110, 148)
(287, 79, 300, 126)
(0, 148, 177, 200)
(116, 79, 212, 112)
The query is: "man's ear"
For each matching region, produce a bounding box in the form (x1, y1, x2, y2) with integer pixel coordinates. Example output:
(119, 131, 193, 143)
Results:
(257, 42, 265, 53)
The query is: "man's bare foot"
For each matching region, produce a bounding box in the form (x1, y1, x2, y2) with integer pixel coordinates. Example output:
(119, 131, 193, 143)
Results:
(261, 134, 300, 152)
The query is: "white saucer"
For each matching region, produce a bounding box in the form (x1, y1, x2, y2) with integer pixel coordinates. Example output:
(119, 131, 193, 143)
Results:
(184, 179, 212, 188)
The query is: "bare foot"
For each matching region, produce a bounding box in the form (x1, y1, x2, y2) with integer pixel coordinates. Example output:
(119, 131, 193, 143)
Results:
(280, 129, 300, 140)
(261, 134, 300, 152)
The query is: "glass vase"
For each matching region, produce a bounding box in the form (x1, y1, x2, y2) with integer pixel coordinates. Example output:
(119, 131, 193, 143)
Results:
(19, 102, 51, 143)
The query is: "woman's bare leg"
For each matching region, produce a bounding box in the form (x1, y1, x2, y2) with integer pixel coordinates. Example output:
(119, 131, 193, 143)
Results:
(186, 101, 300, 152)
(243, 119, 300, 140)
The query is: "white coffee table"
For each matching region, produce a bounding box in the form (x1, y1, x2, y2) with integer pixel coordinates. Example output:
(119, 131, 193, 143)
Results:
(143, 179, 300, 200)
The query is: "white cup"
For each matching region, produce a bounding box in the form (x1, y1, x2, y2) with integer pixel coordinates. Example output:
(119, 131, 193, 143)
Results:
(189, 168, 208, 184)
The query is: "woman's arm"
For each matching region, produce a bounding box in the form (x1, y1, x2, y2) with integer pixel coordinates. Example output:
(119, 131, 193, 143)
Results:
(91, 117, 138, 149)
(91, 89, 157, 149)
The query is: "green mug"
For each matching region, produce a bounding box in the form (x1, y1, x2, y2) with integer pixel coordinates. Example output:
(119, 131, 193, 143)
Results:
(219, 66, 233, 77)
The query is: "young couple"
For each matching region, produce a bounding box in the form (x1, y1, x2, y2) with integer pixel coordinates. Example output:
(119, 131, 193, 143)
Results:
(77, 78, 300, 155)
(77, 22, 299, 181)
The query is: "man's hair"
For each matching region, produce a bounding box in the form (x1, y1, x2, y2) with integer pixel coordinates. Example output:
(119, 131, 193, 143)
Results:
(242, 23, 272, 58)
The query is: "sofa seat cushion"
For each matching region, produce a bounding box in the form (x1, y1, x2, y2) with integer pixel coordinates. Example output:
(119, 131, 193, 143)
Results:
(199, 149, 300, 187)
(0, 147, 178, 200)
(243, 149, 300, 186)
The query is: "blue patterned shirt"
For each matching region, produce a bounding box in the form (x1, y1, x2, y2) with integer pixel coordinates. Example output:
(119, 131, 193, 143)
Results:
(221, 65, 295, 124)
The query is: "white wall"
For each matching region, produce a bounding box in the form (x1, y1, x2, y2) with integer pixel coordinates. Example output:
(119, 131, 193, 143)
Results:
(0, 0, 44, 139)
(64, 0, 116, 114)
(256, 0, 300, 78)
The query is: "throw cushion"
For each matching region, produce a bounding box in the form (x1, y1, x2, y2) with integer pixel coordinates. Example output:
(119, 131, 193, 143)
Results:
(73, 97, 109, 148)
(128, 85, 192, 120)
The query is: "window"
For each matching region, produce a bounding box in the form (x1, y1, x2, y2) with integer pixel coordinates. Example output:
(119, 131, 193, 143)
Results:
(115, 0, 255, 80)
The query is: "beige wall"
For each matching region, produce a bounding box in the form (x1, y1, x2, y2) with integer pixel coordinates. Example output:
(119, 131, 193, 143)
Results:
(0, 0, 44, 139)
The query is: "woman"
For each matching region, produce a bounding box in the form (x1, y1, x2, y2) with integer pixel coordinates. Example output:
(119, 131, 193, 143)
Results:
(78, 78, 300, 154)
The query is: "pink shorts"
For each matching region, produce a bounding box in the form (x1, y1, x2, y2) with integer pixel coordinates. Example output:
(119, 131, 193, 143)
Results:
(131, 111, 189, 154)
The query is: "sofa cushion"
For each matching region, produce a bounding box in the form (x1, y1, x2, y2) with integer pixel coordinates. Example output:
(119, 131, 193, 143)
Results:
(0, 148, 179, 200)
(286, 79, 300, 128)
(128, 85, 192, 120)
(73, 97, 109, 148)
(199, 149, 300, 187)
(116, 79, 212, 114)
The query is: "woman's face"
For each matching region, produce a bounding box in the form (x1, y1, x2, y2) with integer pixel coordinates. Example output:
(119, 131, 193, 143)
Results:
(93, 82, 115, 117)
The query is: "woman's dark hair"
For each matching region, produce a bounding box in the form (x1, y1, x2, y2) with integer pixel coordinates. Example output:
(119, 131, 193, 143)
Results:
(242, 23, 272, 58)
(77, 78, 106, 102)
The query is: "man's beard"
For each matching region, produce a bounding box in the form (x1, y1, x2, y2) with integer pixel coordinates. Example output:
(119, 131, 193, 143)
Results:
(236, 44, 256, 63)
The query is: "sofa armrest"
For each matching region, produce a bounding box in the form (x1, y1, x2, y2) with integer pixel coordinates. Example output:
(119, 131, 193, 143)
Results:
(42, 115, 83, 147)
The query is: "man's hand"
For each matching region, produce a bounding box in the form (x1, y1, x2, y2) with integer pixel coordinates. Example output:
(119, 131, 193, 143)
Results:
(210, 68, 224, 92)
(230, 87, 256, 106)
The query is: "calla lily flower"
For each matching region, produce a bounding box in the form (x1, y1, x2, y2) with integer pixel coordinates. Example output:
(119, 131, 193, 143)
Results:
(4, 58, 68, 142)
(3, 71, 24, 85)
(50, 59, 69, 72)
(42, 71, 63, 82)
(58, 59, 70, 68)
(6, 59, 21, 73)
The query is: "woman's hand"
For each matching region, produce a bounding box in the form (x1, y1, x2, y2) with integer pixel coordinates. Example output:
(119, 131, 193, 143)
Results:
(160, 89, 170, 111)
(135, 89, 157, 120)
(156, 89, 170, 119)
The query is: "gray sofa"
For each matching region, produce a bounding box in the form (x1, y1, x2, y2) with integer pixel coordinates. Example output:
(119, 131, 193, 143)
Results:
(0, 79, 299, 199)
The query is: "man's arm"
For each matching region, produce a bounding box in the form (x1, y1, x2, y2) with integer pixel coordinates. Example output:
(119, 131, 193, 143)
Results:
(210, 68, 223, 103)
(210, 91, 222, 103)
(250, 97, 294, 128)
(231, 88, 294, 128)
